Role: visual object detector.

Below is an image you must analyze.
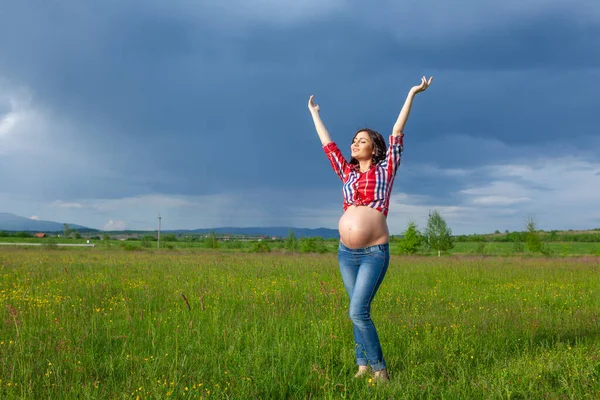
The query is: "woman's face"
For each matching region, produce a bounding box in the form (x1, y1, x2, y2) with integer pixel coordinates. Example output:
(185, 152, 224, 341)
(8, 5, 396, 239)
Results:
(351, 131, 374, 161)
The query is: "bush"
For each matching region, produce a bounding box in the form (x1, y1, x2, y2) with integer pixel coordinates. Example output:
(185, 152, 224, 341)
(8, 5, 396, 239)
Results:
(162, 234, 177, 242)
(15, 231, 32, 238)
(512, 239, 525, 254)
(540, 244, 554, 256)
(252, 241, 271, 253)
(120, 242, 141, 251)
(475, 242, 486, 255)
(300, 237, 328, 253)
(222, 240, 243, 249)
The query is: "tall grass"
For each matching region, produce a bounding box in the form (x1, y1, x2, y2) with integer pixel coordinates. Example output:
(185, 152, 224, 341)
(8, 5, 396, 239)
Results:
(1, 249, 599, 399)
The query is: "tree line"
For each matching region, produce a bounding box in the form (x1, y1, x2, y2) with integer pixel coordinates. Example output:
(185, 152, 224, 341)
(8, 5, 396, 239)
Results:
(2, 212, 599, 256)
(455, 230, 600, 243)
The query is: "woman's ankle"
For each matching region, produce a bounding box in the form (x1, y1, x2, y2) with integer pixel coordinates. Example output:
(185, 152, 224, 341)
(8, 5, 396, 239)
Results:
(373, 368, 389, 381)
(354, 365, 370, 378)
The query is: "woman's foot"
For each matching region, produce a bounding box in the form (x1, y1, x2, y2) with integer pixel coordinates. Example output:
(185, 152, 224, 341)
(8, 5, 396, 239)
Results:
(373, 369, 389, 382)
(354, 365, 370, 378)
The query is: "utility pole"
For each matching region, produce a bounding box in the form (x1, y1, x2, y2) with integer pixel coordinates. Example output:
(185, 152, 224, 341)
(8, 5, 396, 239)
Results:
(157, 214, 161, 248)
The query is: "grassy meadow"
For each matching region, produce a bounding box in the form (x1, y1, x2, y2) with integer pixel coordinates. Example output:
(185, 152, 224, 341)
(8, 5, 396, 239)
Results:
(1, 248, 600, 399)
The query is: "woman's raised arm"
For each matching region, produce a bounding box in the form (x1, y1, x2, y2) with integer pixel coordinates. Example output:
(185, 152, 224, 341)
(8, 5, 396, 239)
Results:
(308, 95, 333, 146)
(392, 76, 433, 136)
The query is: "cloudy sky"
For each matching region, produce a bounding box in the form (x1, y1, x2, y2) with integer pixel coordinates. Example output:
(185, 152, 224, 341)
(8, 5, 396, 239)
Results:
(1, 0, 599, 234)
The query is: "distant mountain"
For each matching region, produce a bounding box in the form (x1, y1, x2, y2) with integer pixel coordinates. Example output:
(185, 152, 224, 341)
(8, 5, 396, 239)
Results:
(0, 213, 91, 232)
(0, 212, 338, 238)
(178, 226, 339, 239)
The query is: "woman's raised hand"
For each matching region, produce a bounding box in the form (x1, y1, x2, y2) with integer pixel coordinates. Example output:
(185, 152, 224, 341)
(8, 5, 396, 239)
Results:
(410, 76, 433, 94)
(308, 95, 320, 113)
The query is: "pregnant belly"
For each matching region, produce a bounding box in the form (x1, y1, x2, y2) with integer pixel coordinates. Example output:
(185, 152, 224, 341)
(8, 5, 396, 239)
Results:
(338, 206, 389, 249)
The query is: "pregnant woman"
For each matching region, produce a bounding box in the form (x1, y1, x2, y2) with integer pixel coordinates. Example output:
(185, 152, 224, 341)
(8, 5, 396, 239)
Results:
(308, 77, 433, 381)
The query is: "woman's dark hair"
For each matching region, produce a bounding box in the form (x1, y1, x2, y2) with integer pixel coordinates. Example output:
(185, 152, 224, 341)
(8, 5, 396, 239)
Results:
(349, 128, 386, 166)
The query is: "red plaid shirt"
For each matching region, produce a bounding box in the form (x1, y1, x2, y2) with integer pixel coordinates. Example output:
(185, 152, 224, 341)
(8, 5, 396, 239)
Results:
(323, 135, 403, 217)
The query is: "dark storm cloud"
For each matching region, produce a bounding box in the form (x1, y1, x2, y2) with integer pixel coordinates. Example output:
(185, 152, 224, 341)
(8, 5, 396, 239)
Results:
(1, 1, 599, 232)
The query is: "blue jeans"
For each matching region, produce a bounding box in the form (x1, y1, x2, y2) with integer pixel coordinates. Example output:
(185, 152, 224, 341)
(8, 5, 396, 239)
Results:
(338, 241, 389, 372)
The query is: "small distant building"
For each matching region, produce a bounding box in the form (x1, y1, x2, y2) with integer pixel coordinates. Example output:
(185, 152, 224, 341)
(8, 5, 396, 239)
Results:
(34, 233, 47, 238)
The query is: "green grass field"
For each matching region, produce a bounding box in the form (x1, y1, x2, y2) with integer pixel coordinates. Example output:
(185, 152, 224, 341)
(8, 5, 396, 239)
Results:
(1, 248, 599, 399)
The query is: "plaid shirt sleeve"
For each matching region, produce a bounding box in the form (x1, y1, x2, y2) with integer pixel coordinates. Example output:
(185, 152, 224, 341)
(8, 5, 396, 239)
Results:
(323, 141, 350, 182)
(382, 134, 404, 176)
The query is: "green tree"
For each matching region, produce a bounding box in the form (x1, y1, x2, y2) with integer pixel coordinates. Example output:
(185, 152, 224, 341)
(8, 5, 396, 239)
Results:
(206, 230, 220, 249)
(525, 216, 542, 253)
(285, 229, 298, 253)
(102, 233, 110, 241)
(62, 223, 71, 238)
(398, 221, 424, 255)
(425, 210, 454, 255)
(73, 231, 82, 239)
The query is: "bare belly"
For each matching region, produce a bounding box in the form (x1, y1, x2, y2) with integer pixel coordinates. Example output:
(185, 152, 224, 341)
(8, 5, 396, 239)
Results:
(338, 206, 389, 249)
